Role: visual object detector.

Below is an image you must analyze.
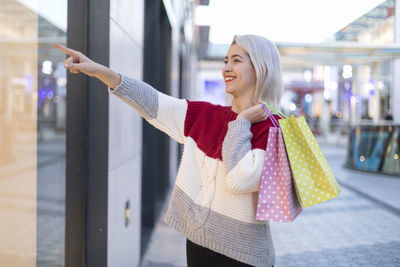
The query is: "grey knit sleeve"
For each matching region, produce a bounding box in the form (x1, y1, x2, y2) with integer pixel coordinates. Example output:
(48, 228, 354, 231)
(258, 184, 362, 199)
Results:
(108, 74, 188, 144)
(108, 74, 158, 120)
(222, 119, 253, 173)
(222, 119, 265, 193)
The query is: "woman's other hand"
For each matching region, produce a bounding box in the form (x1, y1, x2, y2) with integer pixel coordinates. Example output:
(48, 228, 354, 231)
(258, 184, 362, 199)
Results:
(53, 43, 121, 89)
(236, 104, 268, 124)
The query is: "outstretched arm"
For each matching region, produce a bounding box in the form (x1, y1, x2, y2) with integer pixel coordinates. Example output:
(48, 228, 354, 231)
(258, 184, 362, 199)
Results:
(54, 43, 188, 143)
(109, 74, 187, 143)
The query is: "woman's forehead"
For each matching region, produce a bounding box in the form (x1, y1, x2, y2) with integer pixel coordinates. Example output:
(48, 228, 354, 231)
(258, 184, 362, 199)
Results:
(226, 44, 247, 57)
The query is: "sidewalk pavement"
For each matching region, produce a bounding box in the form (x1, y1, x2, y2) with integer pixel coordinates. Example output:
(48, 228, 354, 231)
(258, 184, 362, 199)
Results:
(321, 144, 400, 213)
(140, 143, 400, 267)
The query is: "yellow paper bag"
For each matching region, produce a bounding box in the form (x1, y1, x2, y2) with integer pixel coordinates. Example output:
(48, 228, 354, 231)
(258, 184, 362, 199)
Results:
(279, 115, 341, 208)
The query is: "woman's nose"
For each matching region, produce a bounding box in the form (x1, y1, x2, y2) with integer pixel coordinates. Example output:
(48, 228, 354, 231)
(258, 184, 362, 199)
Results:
(223, 63, 232, 72)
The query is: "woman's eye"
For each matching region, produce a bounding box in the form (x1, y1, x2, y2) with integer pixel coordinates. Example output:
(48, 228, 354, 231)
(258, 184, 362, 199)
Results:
(224, 59, 240, 64)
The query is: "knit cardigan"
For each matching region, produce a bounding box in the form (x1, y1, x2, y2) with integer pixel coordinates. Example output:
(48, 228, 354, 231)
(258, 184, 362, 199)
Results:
(109, 74, 277, 267)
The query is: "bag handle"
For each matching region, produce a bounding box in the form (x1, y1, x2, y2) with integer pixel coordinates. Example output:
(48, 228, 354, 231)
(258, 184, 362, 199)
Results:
(261, 102, 288, 119)
(262, 103, 280, 128)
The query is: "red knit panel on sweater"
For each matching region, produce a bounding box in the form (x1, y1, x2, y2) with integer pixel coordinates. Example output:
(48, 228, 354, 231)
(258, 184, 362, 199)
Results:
(184, 100, 277, 160)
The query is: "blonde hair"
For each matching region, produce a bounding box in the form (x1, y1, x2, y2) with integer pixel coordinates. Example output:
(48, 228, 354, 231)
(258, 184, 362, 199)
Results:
(232, 34, 283, 107)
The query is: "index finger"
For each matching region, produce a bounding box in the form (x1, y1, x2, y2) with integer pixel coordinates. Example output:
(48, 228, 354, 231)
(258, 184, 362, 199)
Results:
(53, 43, 78, 57)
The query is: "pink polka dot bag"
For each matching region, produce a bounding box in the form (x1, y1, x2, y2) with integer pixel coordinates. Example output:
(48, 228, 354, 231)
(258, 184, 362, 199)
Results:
(256, 105, 302, 222)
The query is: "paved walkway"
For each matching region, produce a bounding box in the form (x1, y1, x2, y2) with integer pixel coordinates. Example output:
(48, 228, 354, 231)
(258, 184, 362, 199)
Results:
(140, 144, 400, 267)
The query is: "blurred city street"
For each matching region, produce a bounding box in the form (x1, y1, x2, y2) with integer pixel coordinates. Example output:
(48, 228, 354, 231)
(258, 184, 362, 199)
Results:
(2, 0, 400, 266)
(140, 142, 400, 267)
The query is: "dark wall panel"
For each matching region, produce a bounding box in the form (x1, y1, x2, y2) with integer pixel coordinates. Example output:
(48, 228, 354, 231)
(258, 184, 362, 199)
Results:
(65, 0, 109, 266)
(141, 0, 172, 257)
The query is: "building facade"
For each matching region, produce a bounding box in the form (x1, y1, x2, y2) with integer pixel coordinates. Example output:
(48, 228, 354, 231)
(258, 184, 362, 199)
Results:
(0, 0, 197, 266)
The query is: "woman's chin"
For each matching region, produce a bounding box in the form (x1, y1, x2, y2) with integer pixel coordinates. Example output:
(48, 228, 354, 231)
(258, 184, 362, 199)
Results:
(225, 87, 234, 94)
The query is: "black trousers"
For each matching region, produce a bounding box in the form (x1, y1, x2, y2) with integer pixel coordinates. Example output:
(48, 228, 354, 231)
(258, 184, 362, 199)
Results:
(186, 239, 274, 267)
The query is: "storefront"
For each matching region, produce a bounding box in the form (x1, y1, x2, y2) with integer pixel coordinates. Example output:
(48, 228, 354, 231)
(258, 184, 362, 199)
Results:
(0, 1, 67, 265)
(0, 0, 196, 266)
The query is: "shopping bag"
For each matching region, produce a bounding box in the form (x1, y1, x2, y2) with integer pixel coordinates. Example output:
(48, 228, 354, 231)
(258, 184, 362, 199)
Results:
(278, 114, 341, 208)
(256, 105, 302, 222)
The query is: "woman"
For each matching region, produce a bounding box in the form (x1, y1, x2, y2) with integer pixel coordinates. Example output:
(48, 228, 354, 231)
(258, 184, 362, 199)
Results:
(55, 34, 283, 267)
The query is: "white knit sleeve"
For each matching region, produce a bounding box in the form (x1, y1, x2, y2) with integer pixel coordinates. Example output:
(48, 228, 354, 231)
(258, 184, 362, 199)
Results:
(108, 74, 187, 144)
(222, 119, 265, 193)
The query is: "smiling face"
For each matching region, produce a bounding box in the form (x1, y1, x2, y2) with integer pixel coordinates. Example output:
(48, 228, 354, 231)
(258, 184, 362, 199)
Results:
(222, 44, 257, 100)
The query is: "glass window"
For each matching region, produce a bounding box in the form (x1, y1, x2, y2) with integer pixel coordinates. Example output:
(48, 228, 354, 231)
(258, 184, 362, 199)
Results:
(348, 125, 400, 175)
(382, 126, 400, 174)
(0, 1, 67, 266)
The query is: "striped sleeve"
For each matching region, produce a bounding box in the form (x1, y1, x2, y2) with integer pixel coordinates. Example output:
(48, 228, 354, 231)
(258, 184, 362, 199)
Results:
(108, 74, 188, 144)
(222, 118, 273, 193)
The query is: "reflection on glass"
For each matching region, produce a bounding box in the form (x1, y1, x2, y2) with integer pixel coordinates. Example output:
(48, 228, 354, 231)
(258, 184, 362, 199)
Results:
(0, 1, 67, 266)
(355, 128, 388, 171)
(347, 125, 400, 175)
(382, 127, 400, 174)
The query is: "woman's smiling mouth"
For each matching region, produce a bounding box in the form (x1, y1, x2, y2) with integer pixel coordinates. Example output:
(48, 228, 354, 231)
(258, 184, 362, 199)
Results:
(224, 76, 236, 83)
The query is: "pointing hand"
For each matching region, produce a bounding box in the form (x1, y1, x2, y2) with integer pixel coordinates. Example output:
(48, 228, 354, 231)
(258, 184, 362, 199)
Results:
(53, 43, 100, 77)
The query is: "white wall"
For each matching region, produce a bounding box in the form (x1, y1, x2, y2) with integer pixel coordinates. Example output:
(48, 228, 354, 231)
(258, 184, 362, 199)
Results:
(106, 0, 193, 266)
(108, 0, 144, 266)
(393, 0, 400, 123)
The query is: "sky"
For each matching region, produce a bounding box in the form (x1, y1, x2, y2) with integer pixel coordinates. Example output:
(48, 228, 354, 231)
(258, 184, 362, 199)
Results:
(196, 0, 385, 43)
(15, 0, 385, 43)
(17, 0, 67, 32)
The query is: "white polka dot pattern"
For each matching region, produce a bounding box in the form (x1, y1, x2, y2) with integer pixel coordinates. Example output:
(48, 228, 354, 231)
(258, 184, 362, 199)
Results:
(279, 115, 341, 208)
(256, 127, 303, 222)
